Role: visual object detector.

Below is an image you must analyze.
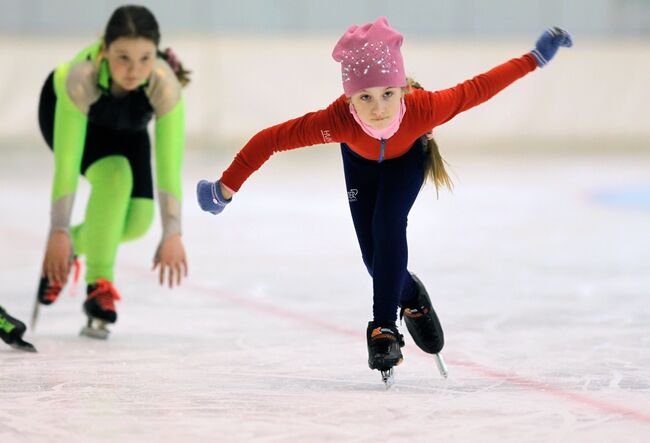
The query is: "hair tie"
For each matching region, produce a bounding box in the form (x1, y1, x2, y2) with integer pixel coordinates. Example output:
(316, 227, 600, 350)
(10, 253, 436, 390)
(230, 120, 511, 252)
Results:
(163, 47, 181, 73)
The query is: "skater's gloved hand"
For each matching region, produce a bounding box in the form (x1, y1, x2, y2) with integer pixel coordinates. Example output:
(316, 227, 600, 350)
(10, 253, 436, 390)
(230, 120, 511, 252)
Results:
(42, 230, 73, 285)
(196, 179, 232, 215)
(530, 27, 572, 67)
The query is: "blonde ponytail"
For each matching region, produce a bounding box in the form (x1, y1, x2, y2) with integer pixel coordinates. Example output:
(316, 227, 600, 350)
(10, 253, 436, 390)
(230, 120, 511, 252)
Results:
(407, 78, 453, 197)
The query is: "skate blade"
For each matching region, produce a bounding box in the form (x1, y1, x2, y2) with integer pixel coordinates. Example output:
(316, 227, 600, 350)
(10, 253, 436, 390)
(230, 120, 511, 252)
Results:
(80, 318, 110, 340)
(381, 368, 395, 389)
(9, 339, 37, 353)
(30, 297, 40, 331)
(435, 353, 448, 378)
(80, 326, 110, 340)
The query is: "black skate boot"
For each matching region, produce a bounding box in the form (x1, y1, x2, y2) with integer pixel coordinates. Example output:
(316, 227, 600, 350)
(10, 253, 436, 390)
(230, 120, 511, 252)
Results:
(81, 279, 121, 339)
(400, 274, 448, 377)
(37, 256, 81, 305)
(0, 306, 37, 352)
(367, 321, 405, 387)
(32, 256, 81, 331)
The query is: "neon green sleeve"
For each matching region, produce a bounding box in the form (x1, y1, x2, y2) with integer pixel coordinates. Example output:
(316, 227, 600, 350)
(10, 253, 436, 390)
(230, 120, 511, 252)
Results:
(155, 98, 184, 199)
(154, 98, 184, 237)
(50, 62, 88, 232)
(51, 41, 101, 202)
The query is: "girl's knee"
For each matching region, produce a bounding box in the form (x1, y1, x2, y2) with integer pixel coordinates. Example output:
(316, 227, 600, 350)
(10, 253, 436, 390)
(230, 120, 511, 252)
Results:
(122, 198, 154, 241)
(87, 156, 133, 196)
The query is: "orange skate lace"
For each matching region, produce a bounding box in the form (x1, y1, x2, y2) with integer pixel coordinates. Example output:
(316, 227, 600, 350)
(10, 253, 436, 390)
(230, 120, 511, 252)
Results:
(87, 279, 122, 312)
(68, 257, 81, 296)
(44, 257, 81, 301)
(43, 282, 63, 303)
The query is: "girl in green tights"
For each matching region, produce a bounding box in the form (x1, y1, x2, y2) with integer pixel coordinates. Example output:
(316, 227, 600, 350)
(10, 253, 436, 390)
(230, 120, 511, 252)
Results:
(37, 5, 189, 328)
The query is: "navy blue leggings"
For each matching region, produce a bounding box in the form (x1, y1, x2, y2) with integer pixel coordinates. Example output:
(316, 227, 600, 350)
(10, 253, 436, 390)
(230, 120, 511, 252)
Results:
(341, 141, 425, 323)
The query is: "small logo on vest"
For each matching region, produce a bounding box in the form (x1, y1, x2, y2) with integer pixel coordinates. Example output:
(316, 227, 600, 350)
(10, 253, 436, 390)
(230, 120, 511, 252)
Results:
(321, 129, 333, 143)
(347, 189, 358, 202)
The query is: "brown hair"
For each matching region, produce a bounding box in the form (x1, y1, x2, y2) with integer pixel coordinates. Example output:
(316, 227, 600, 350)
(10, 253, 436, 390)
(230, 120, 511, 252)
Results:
(406, 78, 453, 197)
(104, 5, 191, 87)
(158, 48, 191, 87)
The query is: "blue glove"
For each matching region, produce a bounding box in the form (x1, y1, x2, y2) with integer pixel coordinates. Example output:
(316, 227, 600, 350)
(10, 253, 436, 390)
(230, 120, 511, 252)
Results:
(196, 179, 231, 215)
(531, 27, 573, 67)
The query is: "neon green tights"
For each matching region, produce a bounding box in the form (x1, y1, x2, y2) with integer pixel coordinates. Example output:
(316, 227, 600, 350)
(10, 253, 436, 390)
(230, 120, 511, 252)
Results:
(70, 156, 154, 283)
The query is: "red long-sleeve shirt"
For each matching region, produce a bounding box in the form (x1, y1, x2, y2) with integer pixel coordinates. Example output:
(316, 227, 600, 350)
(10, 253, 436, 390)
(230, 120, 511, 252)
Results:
(221, 53, 537, 192)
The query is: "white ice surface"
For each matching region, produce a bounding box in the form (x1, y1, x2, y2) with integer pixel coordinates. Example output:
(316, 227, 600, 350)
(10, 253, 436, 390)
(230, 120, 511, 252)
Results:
(1, 144, 650, 442)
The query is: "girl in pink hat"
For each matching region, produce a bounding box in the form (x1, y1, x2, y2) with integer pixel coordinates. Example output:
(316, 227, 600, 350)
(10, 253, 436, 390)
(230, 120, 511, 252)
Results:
(197, 17, 572, 384)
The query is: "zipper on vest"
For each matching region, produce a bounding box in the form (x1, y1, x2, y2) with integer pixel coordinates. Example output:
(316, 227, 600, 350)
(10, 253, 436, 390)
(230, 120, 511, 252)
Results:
(378, 138, 386, 163)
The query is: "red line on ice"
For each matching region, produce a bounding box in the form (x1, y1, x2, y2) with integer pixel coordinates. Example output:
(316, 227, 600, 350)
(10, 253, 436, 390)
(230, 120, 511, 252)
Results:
(186, 281, 650, 425)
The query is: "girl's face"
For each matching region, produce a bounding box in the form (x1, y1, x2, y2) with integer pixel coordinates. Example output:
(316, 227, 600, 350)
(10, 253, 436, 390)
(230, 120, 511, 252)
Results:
(349, 86, 403, 129)
(104, 37, 156, 93)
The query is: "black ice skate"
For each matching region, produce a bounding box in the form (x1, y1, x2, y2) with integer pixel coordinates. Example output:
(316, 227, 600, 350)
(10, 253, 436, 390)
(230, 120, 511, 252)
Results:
(80, 279, 121, 340)
(1, 306, 37, 352)
(32, 256, 80, 330)
(366, 321, 405, 388)
(400, 274, 448, 378)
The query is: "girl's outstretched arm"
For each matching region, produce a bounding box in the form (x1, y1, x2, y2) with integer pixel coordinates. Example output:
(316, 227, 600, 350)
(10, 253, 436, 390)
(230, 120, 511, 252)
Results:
(196, 97, 349, 214)
(416, 27, 572, 132)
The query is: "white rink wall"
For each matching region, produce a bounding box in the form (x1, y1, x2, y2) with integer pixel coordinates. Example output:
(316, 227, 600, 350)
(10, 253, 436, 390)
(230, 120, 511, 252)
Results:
(1, 35, 649, 148)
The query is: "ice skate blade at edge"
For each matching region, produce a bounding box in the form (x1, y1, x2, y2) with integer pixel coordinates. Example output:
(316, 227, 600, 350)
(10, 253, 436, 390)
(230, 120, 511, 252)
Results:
(80, 318, 110, 340)
(9, 339, 37, 353)
(30, 294, 40, 331)
(381, 368, 394, 388)
(80, 326, 110, 339)
(435, 353, 448, 378)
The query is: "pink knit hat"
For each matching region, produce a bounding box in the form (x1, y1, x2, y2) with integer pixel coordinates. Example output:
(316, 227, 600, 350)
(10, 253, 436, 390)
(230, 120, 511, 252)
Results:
(332, 17, 406, 96)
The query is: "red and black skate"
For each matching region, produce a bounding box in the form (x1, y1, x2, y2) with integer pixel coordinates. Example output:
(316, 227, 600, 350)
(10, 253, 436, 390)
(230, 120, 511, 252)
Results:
(32, 257, 81, 331)
(80, 279, 121, 339)
(36, 257, 81, 305)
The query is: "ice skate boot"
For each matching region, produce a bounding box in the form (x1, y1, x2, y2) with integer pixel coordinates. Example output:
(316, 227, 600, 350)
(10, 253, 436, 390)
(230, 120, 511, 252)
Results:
(1, 306, 37, 352)
(400, 274, 448, 378)
(367, 321, 405, 388)
(80, 279, 121, 340)
(32, 256, 81, 330)
(36, 257, 81, 305)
